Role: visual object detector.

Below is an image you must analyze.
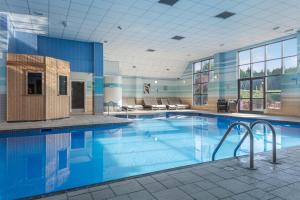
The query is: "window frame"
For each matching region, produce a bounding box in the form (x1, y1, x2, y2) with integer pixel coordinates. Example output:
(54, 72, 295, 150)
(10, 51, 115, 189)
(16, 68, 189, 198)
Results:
(237, 37, 297, 111)
(193, 58, 214, 106)
(58, 75, 68, 96)
(26, 71, 43, 95)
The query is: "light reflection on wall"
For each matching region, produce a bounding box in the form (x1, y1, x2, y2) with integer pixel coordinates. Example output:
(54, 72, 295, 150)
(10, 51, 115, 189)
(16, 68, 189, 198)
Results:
(2, 130, 94, 197)
(45, 133, 70, 192)
(7, 13, 48, 34)
(193, 117, 216, 162)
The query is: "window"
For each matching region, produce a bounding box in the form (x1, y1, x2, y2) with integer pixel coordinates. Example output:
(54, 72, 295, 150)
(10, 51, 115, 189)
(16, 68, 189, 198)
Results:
(266, 42, 281, 60)
(193, 58, 214, 105)
(238, 38, 297, 111)
(59, 75, 68, 95)
(27, 72, 42, 95)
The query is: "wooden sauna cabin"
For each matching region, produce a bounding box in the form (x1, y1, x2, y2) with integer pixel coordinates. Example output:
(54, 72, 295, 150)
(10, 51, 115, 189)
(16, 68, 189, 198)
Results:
(6, 53, 71, 121)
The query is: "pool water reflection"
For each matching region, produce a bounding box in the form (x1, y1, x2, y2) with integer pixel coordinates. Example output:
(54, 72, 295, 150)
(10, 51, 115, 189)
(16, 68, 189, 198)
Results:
(1, 113, 300, 199)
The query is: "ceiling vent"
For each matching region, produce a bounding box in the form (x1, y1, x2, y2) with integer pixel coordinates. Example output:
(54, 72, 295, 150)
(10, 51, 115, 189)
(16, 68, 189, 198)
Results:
(146, 49, 156, 52)
(171, 35, 185, 40)
(158, 0, 179, 6)
(215, 11, 235, 19)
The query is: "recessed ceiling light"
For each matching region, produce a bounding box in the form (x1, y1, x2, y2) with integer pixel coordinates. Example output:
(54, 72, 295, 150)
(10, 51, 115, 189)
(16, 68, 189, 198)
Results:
(146, 49, 156, 52)
(117, 26, 122, 30)
(158, 0, 179, 6)
(215, 11, 235, 19)
(171, 35, 185, 40)
(33, 11, 43, 16)
(273, 26, 280, 30)
(284, 28, 294, 33)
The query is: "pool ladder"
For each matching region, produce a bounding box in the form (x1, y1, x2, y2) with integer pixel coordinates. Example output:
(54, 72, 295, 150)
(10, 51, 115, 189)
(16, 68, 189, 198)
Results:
(212, 120, 277, 169)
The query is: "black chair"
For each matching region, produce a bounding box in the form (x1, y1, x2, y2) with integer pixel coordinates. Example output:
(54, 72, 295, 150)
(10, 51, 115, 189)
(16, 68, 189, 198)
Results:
(217, 99, 228, 112)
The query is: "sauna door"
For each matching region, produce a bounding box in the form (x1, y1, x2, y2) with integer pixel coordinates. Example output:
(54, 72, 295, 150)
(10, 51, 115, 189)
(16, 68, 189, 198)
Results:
(72, 81, 85, 110)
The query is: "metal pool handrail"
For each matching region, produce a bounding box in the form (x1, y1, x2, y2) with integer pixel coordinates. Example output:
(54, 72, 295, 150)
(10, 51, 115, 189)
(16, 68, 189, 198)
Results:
(212, 122, 254, 169)
(234, 120, 277, 164)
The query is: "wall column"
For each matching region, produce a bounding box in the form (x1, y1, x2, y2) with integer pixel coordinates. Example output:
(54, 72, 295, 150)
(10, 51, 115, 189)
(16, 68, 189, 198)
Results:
(0, 14, 9, 121)
(93, 43, 104, 114)
(104, 76, 122, 112)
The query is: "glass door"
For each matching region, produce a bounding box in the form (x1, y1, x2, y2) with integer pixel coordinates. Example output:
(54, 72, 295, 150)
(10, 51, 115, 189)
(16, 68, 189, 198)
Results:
(251, 78, 265, 112)
(238, 78, 265, 112)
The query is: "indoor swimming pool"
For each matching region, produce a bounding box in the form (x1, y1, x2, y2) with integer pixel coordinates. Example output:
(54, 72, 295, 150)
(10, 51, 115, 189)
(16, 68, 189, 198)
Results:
(1, 113, 300, 199)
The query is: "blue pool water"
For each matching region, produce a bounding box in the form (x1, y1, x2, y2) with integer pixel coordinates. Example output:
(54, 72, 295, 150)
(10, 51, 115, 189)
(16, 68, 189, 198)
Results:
(1, 113, 300, 199)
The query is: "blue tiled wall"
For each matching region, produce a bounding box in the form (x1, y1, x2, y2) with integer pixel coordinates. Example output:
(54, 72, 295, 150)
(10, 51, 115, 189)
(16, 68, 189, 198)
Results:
(38, 36, 94, 73)
(9, 32, 103, 75)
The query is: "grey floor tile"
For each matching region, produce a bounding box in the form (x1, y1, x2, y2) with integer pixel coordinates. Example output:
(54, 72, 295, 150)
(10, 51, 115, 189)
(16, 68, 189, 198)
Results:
(231, 193, 256, 200)
(88, 185, 109, 192)
(270, 185, 300, 200)
(37, 193, 67, 200)
(69, 193, 93, 200)
(208, 187, 234, 199)
(110, 180, 143, 195)
(136, 176, 157, 185)
(263, 177, 290, 187)
(128, 190, 155, 200)
(216, 179, 255, 194)
(195, 180, 219, 190)
(178, 183, 203, 194)
(91, 188, 115, 200)
(171, 171, 204, 184)
(152, 173, 170, 181)
(67, 189, 89, 197)
(153, 188, 193, 200)
(160, 177, 183, 189)
(202, 173, 224, 182)
(247, 189, 275, 200)
(143, 182, 167, 193)
(107, 195, 131, 200)
(190, 191, 217, 200)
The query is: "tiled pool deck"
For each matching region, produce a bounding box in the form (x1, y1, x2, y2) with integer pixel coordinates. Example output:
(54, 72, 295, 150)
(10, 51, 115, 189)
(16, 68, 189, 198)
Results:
(1, 110, 300, 133)
(0, 115, 131, 132)
(26, 146, 300, 200)
(112, 109, 300, 123)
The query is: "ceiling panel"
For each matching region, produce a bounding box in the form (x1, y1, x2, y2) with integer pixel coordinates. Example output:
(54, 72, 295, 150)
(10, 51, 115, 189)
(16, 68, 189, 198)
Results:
(1, 0, 300, 78)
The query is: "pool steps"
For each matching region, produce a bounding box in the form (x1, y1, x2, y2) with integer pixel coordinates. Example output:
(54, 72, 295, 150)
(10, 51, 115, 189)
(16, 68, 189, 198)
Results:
(212, 120, 277, 169)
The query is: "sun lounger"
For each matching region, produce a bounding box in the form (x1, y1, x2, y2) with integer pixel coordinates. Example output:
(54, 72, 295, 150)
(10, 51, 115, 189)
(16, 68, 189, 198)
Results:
(127, 98, 144, 110)
(122, 98, 135, 111)
(143, 97, 159, 110)
(151, 97, 167, 110)
(168, 97, 189, 109)
(161, 98, 177, 110)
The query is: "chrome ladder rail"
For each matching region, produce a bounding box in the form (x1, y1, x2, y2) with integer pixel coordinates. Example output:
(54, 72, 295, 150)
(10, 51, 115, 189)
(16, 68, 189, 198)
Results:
(212, 122, 255, 169)
(234, 120, 277, 164)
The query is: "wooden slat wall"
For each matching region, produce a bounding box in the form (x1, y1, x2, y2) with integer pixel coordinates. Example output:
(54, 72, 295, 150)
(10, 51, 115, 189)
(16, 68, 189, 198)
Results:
(7, 54, 46, 121)
(7, 53, 70, 121)
(45, 57, 70, 120)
